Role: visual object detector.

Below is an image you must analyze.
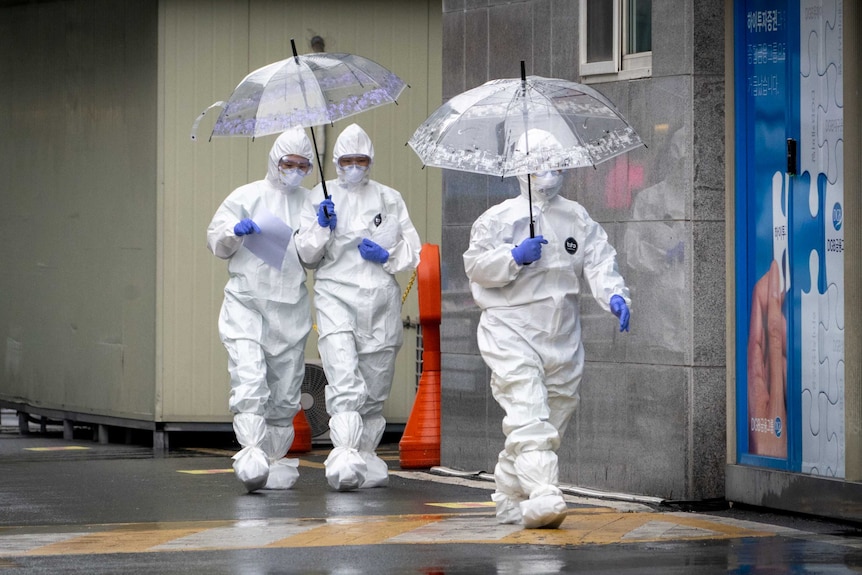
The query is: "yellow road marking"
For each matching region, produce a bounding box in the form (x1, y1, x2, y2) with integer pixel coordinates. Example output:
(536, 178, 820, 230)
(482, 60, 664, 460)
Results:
(503, 511, 768, 546)
(1, 508, 776, 557)
(23, 446, 90, 452)
(28, 528, 205, 556)
(426, 502, 496, 509)
(175, 448, 326, 470)
(174, 462, 325, 475)
(269, 516, 436, 548)
(179, 448, 233, 457)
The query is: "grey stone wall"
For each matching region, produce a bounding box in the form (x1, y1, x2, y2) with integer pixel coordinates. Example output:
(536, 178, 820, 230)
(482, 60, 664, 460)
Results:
(439, 0, 725, 500)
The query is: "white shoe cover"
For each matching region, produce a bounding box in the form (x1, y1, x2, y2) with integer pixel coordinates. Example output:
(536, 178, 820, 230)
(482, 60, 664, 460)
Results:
(264, 458, 300, 490)
(232, 447, 269, 492)
(325, 448, 367, 491)
(324, 412, 366, 491)
(520, 493, 567, 529)
(492, 492, 524, 525)
(512, 450, 566, 527)
(493, 451, 525, 524)
(359, 452, 389, 488)
(262, 425, 295, 462)
(260, 425, 297, 489)
(232, 413, 269, 492)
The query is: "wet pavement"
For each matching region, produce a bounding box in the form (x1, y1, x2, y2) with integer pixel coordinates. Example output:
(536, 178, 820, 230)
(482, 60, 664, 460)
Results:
(2, 410, 862, 574)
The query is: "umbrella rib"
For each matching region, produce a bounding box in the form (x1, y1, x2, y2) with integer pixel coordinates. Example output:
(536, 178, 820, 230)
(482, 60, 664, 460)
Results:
(501, 79, 530, 178)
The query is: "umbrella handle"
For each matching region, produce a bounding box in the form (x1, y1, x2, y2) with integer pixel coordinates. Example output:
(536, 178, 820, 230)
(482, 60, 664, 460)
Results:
(527, 172, 535, 238)
(520, 60, 533, 238)
(307, 125, 331, 218)
(523, 174, 534, 265)
(290, 38, 329, 207)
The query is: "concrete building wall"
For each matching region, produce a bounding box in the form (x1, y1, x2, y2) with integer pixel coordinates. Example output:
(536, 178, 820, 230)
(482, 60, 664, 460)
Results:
(438, 0, 726, 499)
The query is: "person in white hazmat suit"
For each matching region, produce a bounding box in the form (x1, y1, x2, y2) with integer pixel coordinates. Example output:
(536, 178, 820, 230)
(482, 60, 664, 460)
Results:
(463, 129, 631, 528)
(295, 123, 421, 491)
(206, 128, 315, 492)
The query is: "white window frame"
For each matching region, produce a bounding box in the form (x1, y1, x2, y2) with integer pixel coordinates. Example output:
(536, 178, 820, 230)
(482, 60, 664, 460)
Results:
(579, 0, 652, 82)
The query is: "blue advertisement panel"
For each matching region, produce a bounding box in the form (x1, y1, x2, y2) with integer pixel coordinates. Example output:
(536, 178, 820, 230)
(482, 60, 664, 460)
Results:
(736, 1, 795, 469)
(735, 0, 844, 476)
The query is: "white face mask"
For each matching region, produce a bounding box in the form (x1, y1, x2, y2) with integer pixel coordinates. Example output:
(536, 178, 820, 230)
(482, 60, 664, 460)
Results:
(341, 164, 367, 185)
(530, 171, 563, 200)
(279, 168, 306, 188)
(533, 186, 560, 201)
(532, 171, 562, 190)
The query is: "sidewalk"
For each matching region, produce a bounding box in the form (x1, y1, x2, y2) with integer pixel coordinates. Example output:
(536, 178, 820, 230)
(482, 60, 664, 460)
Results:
(2, 408, 862, 574)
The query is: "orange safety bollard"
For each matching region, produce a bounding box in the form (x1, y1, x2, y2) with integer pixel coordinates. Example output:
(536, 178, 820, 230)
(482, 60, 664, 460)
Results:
(288, 407, 312, 453)
(399, 244, 442, 469)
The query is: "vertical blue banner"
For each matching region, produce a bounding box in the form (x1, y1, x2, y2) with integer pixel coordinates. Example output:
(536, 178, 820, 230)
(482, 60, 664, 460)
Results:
(735, 1, 794, 469)
(736, 0, 845, 476)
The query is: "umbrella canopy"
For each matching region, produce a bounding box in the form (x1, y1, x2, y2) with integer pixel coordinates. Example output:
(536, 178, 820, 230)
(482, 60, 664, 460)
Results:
(408, 69, 643, 177)
(191, 43, 407, 141)
(192, 40, 408, 207)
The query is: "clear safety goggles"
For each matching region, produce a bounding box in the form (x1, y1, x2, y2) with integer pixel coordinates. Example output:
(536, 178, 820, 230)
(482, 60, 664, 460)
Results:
(337, 155, 371, 168)
(278, 156, 312, 173)
(532, 170, 563, 177)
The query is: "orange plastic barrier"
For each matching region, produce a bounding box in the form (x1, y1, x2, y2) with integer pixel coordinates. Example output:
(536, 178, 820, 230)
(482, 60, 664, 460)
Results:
(288, 408, 312, 453)
(399, 243, 442, 468)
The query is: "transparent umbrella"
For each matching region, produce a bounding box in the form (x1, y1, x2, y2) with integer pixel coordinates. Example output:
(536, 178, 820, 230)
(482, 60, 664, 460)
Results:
(192, 39, 407, 205)
(192, 40, 407, 141)
(408, 62, 643, 236)
(409, 63, 642, 177)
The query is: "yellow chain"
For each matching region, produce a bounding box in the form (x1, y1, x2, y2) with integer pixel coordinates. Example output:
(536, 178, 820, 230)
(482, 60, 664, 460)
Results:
(402, 267, 418, 305)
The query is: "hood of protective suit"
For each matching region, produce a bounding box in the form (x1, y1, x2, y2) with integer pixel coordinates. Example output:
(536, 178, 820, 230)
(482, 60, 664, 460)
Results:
(514, 129, 566, 202)
(266, 128, 314, 188)
(333, 123, 374, 186)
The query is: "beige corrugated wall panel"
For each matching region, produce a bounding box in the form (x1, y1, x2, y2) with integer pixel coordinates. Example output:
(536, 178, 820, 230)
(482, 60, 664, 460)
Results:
(160, 0, 252, 421)
(160, 0, 442, 422)
(0, 1, 158, 420)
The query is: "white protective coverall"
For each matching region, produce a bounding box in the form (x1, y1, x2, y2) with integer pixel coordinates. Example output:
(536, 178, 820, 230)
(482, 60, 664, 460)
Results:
(206, 128, 314, 492)
(295, 123, 421, 491)
(463, 130, 631, 528)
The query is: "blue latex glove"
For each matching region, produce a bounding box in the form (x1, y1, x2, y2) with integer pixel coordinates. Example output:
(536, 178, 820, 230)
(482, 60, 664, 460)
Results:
(358, 238, 389, 264)
(610, 295, 630, 332)
(234, 218, 261, 236)
(511, 235, 548, 265)
(317, 198, 337, 229)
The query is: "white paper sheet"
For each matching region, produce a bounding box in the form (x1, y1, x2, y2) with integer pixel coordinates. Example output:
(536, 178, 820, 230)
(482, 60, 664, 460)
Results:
(243, 208, 293, 270)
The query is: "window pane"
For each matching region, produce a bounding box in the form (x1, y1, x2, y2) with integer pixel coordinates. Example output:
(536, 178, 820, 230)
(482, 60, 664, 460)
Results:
(628, 0, 652, 54)
(586, 0, 613, 62)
